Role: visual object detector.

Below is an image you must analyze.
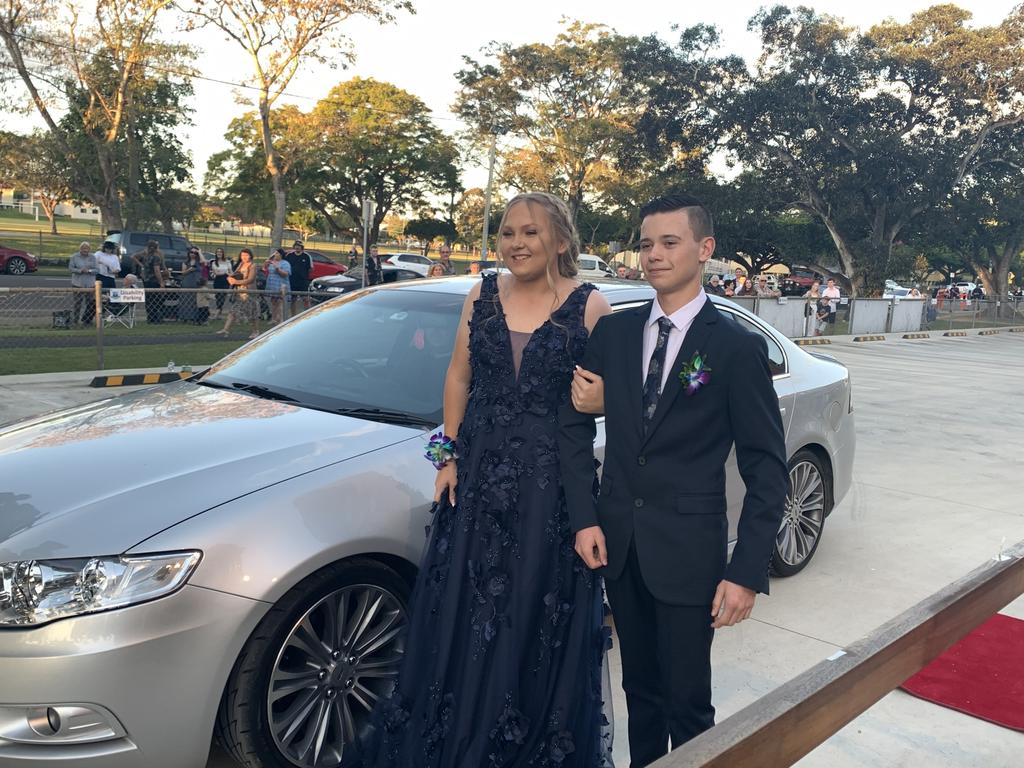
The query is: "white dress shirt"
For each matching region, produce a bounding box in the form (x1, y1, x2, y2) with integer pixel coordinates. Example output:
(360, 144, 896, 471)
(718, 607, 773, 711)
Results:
(642, 289, 708, 391)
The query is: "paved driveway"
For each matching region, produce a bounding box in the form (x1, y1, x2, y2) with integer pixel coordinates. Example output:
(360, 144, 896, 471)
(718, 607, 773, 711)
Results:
(2, 334, 1022, 767)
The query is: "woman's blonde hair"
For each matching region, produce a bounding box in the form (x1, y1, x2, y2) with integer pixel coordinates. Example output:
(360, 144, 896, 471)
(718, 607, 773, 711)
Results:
(497, 192, 580, 278)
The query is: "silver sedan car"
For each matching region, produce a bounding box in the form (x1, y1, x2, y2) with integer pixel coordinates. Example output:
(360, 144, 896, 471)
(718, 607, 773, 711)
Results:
(0, 278, 854, 768)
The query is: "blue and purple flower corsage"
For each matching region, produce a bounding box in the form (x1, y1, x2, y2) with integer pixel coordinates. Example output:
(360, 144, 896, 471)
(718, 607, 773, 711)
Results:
(679, 352, 711, 395)
(424, 431, 458, 469)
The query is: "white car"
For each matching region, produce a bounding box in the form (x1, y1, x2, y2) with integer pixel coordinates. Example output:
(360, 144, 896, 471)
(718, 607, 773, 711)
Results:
(577, 253, 614, 278)
(385, 252, 436, 276)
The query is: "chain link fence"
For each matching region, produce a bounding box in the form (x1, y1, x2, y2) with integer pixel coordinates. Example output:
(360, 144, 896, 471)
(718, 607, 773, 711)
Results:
(2, 286, 1023, 375)
(0, 285, 331, 375)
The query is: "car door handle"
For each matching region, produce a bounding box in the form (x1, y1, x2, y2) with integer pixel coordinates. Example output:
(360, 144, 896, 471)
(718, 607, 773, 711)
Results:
(779, 407, 787, 417)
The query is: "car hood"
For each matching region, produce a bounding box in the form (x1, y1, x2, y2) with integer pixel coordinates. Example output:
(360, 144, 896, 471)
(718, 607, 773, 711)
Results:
(0, 382, 421, 561)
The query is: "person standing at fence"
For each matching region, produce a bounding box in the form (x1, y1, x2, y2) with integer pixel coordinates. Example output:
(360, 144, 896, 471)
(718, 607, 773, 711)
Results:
(178, 248, 204, 324)
(803, 280, 822, 336)
(217, 248, 259, 339)
(93, 241, 120, 290)
(209, 248, 232, 316)
(823, 278, 841, 329)
(366, 244, 383, 285)
(286, 240, 312, 317)
(436, 244, 455, 275)
(265, 248, 292, 325)
(753, 275, 781, 298)
(69, 242, 96, 326)
(132, 240, 168, 324)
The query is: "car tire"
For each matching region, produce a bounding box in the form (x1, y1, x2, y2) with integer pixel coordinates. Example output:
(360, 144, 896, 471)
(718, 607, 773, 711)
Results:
(6, 257, 27, 275)
(215, 559, 411, 768)
(771, 449, 830, 577)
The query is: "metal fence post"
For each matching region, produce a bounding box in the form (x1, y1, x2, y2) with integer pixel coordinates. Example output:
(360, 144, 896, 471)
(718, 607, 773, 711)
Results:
(94, 280, 104, 370)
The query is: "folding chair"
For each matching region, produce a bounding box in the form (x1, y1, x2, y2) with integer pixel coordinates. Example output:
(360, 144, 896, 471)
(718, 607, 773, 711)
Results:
(103, 289, 140, 329)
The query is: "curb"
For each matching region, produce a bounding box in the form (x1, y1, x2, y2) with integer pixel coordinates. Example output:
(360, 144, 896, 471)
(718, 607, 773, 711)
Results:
(943, 331, 968, 337)
(977, 329, 1002, 336)
(795, 338, 832, 346)
(902, 333, 930, 339)
(89, 371, 199, 388)
(853, 335, 885, 342)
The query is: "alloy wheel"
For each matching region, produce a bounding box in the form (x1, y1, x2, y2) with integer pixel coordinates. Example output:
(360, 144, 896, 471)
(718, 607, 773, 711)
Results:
(7, 257, 27, 275)
(267, 584, 406, 767)
(776, 459, 826, 568)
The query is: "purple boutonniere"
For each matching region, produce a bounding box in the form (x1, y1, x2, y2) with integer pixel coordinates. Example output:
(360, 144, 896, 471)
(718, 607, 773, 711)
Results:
(679, 351, 711, 395)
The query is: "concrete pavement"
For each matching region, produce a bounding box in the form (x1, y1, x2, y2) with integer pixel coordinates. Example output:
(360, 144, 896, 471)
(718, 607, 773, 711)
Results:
(1, 334, 1022, 767)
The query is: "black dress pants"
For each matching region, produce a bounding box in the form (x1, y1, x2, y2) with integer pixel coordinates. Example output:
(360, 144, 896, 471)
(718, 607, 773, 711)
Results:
(605, 542, 716, 767)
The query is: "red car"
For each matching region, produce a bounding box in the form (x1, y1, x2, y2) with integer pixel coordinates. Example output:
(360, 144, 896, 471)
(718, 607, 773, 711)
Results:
(306, 249, 347, 279)
(0, 243, 38, 275)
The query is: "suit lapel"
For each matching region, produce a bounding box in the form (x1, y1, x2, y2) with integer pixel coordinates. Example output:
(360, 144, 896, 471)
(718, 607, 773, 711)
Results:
(623, 303, 650, 442)
(642, 298, 719, 445)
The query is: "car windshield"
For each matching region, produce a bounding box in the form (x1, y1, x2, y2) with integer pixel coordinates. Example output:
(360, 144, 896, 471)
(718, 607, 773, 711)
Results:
(202, 289, 462, 425)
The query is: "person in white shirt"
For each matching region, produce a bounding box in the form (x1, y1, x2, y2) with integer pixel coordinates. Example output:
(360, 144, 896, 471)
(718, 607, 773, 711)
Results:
(93, 241, 121, 289)
(823, 278, 841, 326)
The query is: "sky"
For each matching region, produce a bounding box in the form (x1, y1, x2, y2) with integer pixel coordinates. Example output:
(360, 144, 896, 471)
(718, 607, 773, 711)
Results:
(12, 1, 1022, 196)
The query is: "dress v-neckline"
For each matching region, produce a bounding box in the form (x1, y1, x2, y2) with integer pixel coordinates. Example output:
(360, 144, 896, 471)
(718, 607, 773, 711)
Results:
(493, 280, 585, 385)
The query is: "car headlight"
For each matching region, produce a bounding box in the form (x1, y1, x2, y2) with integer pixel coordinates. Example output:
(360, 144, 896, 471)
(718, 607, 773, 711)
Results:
(0, 551, 201, 627)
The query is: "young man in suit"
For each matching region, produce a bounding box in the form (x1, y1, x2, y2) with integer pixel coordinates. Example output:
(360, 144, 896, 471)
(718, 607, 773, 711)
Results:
(558, 193, 789, 767)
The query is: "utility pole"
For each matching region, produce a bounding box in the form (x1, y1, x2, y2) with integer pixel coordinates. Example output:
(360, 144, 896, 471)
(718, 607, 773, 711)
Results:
(361, 198, 375, 288)
(481, 134, 497, 261)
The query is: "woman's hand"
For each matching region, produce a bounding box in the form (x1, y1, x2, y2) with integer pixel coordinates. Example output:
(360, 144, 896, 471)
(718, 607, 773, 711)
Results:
(434, 461, 457, 506)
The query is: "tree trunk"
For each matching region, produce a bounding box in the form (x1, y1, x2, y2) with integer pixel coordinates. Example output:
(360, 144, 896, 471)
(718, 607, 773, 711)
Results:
(258, 96, 287, 249)
(41, 198, 59, 235)
(94, 143, 124, 233)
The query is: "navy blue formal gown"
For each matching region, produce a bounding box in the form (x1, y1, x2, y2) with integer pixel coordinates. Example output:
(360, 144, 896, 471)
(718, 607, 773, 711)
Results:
(363, 274, 611, 767)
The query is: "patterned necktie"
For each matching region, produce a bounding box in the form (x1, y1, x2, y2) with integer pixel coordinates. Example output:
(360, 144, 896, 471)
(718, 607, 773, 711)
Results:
(642, 317, 675, 432)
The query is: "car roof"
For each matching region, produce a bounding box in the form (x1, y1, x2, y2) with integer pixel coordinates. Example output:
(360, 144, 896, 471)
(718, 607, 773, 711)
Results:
(367, 275, 656, 301)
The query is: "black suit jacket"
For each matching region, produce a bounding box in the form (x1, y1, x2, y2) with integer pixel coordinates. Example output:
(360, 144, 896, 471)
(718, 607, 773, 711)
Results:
(558, 298, 789, 605)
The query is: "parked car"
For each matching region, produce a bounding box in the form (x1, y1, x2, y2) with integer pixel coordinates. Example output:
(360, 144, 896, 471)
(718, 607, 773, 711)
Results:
(0, 242, 38, 275)
(309, 264, 423, 301)
(780, 268, 823, 296)
(105, 230, 198, 276)
(384, 251, 435, 276)
(306, 249, 348, 280)
(577, 253, 614, 278)
(0, 280, 854, 768)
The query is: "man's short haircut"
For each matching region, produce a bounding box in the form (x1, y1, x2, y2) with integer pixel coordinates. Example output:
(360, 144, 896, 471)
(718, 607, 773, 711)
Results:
(639, 193, 714, 241)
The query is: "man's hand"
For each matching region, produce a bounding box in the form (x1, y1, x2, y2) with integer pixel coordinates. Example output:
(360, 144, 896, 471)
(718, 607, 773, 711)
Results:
(710, 580, 756, 628)
(574, 526, 607, 569)
(571, 367, 605, 414)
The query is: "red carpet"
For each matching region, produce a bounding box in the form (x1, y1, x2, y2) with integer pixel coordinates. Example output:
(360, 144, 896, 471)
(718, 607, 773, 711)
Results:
(900, 613, 1024, 731)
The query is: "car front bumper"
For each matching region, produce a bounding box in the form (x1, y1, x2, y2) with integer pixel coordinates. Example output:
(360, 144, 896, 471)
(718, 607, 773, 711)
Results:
(0, 585, 266, 768)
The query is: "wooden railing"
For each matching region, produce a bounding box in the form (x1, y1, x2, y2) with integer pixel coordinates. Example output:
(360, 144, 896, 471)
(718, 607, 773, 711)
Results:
(652, 539, 1024, 768)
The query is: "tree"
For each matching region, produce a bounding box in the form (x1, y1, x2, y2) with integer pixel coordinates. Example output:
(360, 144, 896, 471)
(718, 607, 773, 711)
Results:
(182, 0, 413, 248)
(296, 78, 462, 245)
(286, 208, 325, 241)
(454, 187, 504, 251)
(0, 0, 185, 230)
(455, 21, 639, 220)
(206, 106, 305, 225)
(0, 131, 74, 234)
(710, 5, 1024, 294)
(405, 217, 457, 255)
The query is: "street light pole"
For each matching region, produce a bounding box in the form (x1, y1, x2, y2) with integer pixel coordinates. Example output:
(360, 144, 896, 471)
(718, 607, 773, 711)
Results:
(480, 135, 497, 261)
(361, 198, 375, 289)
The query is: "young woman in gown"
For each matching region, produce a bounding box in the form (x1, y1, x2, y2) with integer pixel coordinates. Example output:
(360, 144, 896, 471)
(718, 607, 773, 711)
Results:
(362, 192, 613, 767)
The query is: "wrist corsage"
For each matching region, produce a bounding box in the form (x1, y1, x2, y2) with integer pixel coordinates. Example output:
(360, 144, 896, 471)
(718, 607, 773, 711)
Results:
(425, 431, 458, 469)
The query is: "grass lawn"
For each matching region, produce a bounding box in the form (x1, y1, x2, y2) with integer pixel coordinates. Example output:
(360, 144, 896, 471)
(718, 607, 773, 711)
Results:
(0, 341, 242, 375)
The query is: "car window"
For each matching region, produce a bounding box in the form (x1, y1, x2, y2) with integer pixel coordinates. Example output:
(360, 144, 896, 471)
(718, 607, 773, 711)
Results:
(129, 234, 149, 247)
(580, 258, 596, 270)
(311, 253, 329, 263)
(415, 255, 431, 264)
(205, 290, 462, 422)
(170, 237, 188, 251)
(720, 310, 787, 376)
